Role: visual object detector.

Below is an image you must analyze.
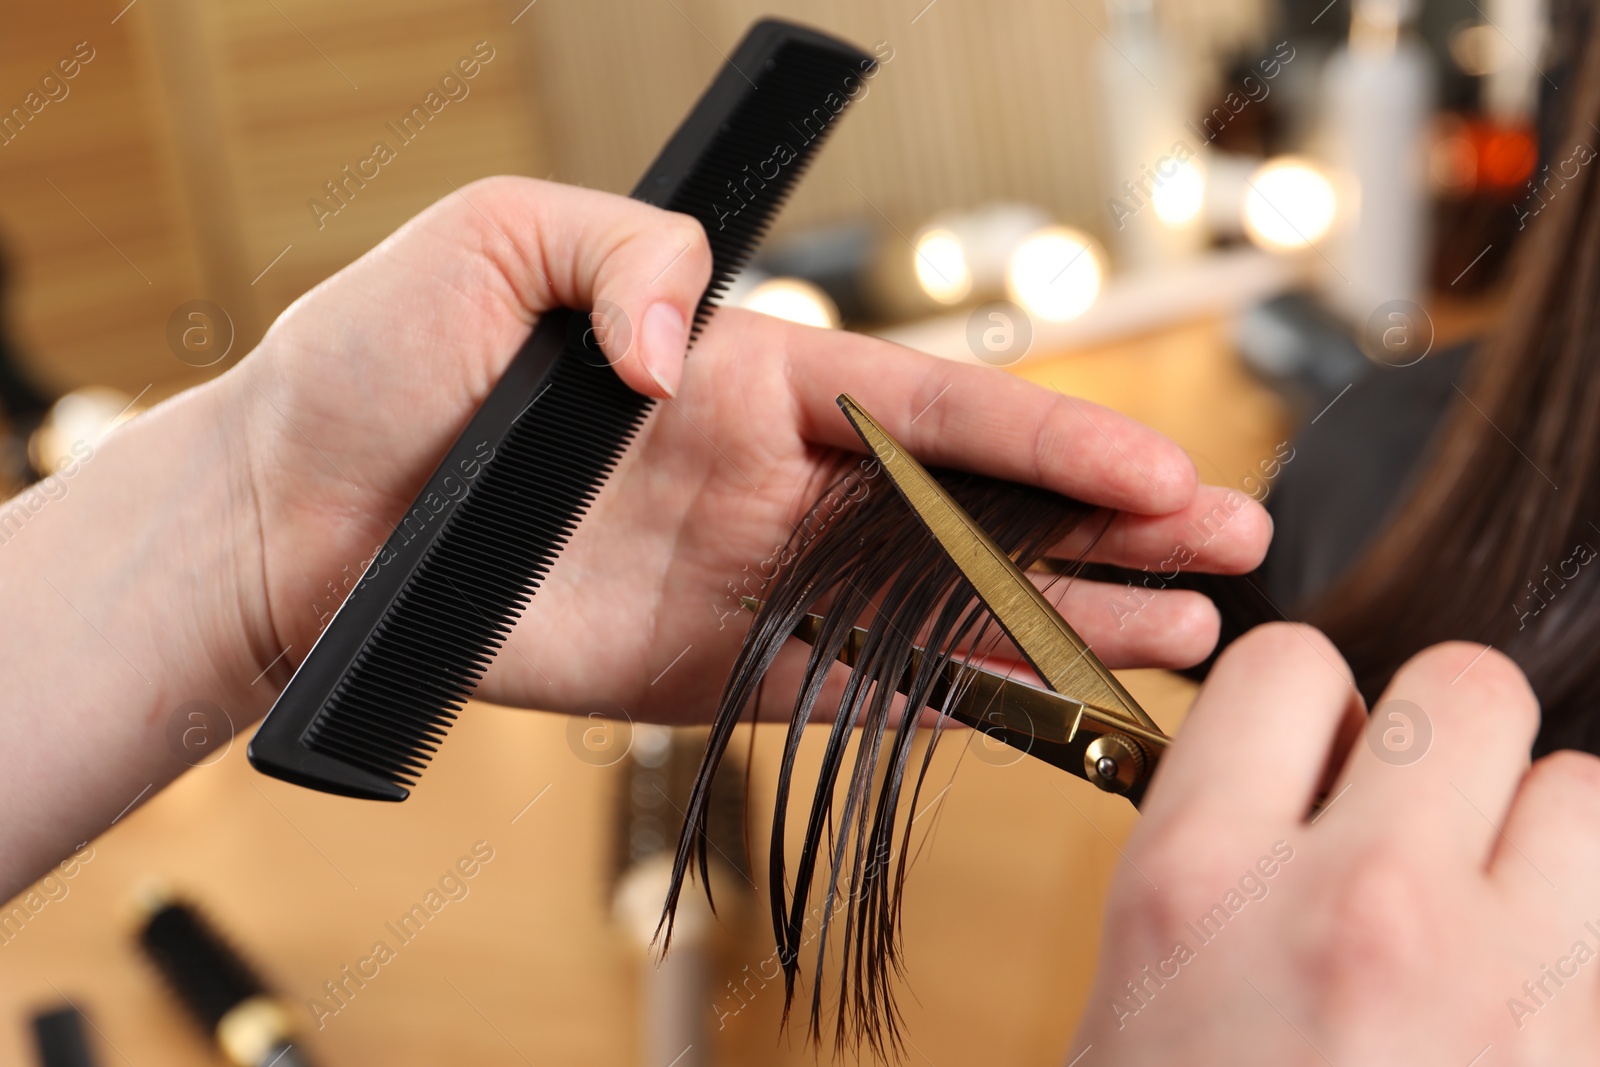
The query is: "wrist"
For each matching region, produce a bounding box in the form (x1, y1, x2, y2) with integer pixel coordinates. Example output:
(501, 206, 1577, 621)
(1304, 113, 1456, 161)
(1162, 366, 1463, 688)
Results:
(192, 369, 289, 708)
(51, 377, 274, 713)
(0, 374, 272, 895)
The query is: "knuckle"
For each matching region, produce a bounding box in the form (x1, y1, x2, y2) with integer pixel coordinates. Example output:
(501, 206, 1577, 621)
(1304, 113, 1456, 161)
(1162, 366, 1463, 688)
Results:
(664, 211, 712, 258)
(1303, 845, 1441, 1008)
(1227, 495, 1273, 569)
(1114, 815, 1243, 940)
(1401, 643, 1535, 705)
(1498, 686, 1542, 738)
(1104, 873, 1195, 947)
(1030, 393, 1075, 490)
(1218, 622, 1344, 681)
(1248, 620, 1333, 658)
(449, 175, 518, 221)
(464, 173, 519, 198)
(1389, 643, 1540, 746)
(1529, 750, 1600, 811)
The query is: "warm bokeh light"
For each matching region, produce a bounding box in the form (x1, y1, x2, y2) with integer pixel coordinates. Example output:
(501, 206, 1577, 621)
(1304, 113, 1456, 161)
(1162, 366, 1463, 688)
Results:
(28, 386, 142, 475)
(1153, 158, 1205, 227)
(1430, 116, 1537, 195)
(1429, 117, 1477, 195)
(1005, 227, 1103, 323)
(1242, 158, 1338, 251)
(739, 276, 841, 329)
(1479, 125, 1538, 188)
(1449, 22, 1501, 77)
(912, 227, 972, 304)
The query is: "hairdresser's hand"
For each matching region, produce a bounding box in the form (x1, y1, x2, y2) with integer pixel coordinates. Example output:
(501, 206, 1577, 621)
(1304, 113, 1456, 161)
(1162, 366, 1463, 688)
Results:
(0, 176, 1268, 895)
(227, 176, 1270, 721)
(1072, 626, 1600, 1064)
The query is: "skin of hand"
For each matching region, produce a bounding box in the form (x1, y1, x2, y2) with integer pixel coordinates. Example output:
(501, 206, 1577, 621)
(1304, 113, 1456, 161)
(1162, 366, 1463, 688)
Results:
(0, 176, 1267, 897)
(1072, 625, 1600, 1065)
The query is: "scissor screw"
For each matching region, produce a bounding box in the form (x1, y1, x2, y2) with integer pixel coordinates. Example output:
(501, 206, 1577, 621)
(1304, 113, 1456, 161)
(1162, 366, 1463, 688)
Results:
(1084, 733, 1147, 793)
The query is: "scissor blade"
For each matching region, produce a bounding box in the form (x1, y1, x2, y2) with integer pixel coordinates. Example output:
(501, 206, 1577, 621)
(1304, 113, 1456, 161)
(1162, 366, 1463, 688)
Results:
(749, 598, 1170, 754)
(776, 602, 1074, 744)
(836, 394, 1157, 731)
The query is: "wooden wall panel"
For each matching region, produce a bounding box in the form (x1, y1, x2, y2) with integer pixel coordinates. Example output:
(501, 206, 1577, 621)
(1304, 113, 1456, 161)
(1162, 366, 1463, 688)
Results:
(0, 0, 548, 398)
(0, 0, 1267, 396)
(151, 0, 547, 354)
(0, 1, 203, 395)
(515, 0, 1111, 236)
(515, 0, 1270, 245)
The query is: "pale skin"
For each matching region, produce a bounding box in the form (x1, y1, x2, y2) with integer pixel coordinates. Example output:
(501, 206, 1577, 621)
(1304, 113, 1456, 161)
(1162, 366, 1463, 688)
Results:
(0, 176, 1257, 897)
(0, 176, 1582, 1058)
(1075, 628, 1600, 1064)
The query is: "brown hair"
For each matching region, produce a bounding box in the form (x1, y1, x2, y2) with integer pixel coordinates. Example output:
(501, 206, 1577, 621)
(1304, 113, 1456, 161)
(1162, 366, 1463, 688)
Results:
(1313, 13, 1600, 754)
(660, 459, 1096, 1056)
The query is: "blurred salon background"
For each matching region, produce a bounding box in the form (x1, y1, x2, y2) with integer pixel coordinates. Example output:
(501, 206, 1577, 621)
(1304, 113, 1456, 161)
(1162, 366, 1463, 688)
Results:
(0, 0, 1555, 1064)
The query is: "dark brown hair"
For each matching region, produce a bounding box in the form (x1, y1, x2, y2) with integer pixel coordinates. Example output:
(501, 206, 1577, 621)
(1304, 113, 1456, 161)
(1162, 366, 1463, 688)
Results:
(659, 457, 1097, 1056)
(1312, 11, 1600, 754)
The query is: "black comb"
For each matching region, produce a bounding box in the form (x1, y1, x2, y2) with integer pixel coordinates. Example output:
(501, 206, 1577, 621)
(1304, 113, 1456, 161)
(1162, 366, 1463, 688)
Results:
(249, 19, 874, 800)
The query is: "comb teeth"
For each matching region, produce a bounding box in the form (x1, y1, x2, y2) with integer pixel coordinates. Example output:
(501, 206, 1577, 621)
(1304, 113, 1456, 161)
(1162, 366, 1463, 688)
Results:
(304, 356, 650, 789)
(661, 42, 869, 339)
(249, 20, 873, 800)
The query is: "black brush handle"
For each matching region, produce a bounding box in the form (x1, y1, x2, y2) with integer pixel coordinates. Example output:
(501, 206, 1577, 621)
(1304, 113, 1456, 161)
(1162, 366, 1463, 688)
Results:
(138, 899, 318, 1067)
(31, 1006, 99, 1067)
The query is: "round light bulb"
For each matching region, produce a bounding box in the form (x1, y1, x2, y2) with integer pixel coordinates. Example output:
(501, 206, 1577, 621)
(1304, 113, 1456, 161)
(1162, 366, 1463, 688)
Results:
(28, 386, 142, 477)
(1152, 158, 1205, 227)
(1005, 227, 1103, 323)
(740, 276, 840, 329)
(1449, 22, 1501, 77)
(912, 227, 972, 304)
(1242, 158, 1338, 251)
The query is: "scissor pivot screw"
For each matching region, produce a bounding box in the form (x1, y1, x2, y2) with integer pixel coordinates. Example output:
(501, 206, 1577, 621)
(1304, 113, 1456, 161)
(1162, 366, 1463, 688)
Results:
(1084, 733, 1147, 793)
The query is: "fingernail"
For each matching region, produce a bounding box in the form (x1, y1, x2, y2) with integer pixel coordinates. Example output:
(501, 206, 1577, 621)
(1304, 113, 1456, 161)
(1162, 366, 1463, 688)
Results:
(641, 302, 686, 397)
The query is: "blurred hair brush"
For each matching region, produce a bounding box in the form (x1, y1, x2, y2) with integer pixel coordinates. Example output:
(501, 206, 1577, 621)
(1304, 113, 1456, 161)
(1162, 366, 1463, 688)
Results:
(134, 893, 317, 1067)
(249, 19, 875, 800)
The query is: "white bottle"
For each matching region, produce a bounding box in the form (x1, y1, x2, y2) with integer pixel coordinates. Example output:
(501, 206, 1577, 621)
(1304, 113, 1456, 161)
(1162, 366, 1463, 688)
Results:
(1095, 0, 1204, 270)
(1321, 0, 1434, 325)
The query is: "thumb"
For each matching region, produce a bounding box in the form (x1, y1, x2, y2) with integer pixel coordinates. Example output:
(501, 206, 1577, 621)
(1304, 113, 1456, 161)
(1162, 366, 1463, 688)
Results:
(451, 176, 713, 398)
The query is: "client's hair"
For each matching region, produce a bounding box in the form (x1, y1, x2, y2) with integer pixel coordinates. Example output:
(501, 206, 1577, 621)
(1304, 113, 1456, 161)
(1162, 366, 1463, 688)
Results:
(1312, 9, 1600, 755)
(660, 457, 1097, 1056)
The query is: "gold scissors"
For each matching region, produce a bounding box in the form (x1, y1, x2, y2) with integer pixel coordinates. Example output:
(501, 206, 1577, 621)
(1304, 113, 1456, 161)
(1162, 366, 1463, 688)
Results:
(750, 394, 1171, 806)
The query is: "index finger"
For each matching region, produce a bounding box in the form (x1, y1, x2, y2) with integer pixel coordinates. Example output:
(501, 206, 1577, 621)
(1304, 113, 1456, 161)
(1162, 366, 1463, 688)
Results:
(783, 324, 1198, 516)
